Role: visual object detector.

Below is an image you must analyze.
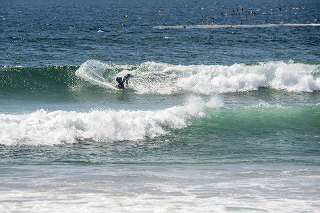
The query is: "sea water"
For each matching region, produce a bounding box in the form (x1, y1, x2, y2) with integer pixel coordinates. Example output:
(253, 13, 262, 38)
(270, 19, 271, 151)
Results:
(0, 0, 319, 212)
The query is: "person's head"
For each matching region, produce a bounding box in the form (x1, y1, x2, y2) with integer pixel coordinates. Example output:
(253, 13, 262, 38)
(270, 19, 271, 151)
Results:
(126, 74, 130, 78)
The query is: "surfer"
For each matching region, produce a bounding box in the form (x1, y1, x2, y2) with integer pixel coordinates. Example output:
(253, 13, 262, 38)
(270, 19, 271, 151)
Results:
(116, 74, 130, 90)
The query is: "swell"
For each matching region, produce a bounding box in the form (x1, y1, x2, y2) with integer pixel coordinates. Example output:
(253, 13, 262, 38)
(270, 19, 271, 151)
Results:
(204, 104, 320, 135)
(0, 97, 319, 146)
(1, 60, 320, 102)
(0, 66, 79, 100)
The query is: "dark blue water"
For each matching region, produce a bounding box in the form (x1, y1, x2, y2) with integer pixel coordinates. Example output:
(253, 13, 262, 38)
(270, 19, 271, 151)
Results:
(1, 0, 319, 67)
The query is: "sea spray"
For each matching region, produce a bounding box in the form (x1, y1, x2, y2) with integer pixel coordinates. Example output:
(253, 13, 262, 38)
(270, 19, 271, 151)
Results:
(75, 60, 320, 95)
(0, 97, 207, 146)
(75, 60, 116, 90)
(177, 61, 320, 94)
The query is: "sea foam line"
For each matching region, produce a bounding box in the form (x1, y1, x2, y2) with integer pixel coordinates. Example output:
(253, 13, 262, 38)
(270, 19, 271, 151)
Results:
(154, 23, 320, 29)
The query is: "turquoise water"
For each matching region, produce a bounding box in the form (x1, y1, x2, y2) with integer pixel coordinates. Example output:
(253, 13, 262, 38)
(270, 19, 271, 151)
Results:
(1, 0, 320, 212)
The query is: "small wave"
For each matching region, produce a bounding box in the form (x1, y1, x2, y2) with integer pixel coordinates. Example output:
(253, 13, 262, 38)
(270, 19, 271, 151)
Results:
(1, 95, 318, 146)
(0, 97, 209, 146)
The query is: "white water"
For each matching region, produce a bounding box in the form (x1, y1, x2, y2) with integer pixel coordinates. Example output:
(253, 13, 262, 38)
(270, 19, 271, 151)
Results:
(75, 60, 117, 90)
(1, 164, 319, 213)
(0, 97, 210, 146)
(76, 60, 320, 95)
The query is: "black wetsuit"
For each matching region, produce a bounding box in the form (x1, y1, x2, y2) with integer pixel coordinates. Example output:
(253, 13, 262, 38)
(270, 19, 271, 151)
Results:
(116, 77, 124, 89)
(116, 75, 129, 89)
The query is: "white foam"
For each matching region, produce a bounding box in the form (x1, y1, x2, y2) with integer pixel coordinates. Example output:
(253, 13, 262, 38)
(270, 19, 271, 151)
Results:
(270, 62, 320, 92)
(133, 61, 320, 94)
(75, 60, 116, 90)
(0, 97, 206, 146)
(206, 96, 224, 108)
(1, 164, 318, 213)
(75, 60, 320, 94)
(154, 23, 320, 29)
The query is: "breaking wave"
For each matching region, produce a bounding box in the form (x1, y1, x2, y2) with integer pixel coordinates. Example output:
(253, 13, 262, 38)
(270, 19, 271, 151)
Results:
(76, 60, 320, 95)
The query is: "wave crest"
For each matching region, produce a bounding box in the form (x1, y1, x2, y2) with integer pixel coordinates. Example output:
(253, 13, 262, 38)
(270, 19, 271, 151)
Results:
(0, 97, 208, 146)
(75, 60, 320, 95)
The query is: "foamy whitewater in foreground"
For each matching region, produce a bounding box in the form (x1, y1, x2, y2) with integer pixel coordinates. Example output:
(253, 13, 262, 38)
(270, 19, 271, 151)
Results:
(0, 97, 208, 145)
(1, 0, 320, 212)
(1, 164, 318, 213)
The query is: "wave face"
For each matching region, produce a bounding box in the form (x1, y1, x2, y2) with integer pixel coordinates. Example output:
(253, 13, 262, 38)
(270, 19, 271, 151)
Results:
(0, 66, 78, 101)
(0, 98, 319, 146)
(1, 60, 319, 99)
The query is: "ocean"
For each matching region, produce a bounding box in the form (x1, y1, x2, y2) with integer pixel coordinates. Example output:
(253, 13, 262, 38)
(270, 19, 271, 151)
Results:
(1, 0, 319, 212)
